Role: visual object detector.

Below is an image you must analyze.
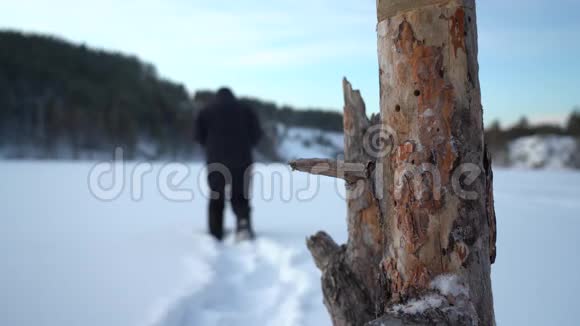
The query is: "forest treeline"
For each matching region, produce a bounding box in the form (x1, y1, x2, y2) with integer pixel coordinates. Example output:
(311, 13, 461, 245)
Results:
(0, 30, 193, 159)
(0, 30, 342, 160)
(0, 30, 577, 161)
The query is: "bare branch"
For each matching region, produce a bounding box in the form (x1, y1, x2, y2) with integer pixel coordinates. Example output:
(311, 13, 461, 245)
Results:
(289, 158, 369, 183)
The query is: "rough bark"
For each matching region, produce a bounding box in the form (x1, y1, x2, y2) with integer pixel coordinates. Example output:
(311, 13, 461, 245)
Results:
(290, 0, 496, 325)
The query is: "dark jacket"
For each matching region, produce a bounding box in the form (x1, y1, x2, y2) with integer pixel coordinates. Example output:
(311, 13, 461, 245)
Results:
(194, 89, 262, 168)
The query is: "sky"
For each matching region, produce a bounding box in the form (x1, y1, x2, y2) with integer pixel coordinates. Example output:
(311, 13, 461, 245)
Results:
(0, 0, 578, 126)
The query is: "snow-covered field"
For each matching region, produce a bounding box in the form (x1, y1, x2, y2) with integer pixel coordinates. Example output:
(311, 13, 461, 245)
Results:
(1, 161, 580, 326)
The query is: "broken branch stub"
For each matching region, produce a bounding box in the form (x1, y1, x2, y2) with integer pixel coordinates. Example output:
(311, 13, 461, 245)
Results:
(289, 158, 369, 184)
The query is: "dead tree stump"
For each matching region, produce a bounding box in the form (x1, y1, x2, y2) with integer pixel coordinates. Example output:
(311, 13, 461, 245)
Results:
(290, 0, 496, 325)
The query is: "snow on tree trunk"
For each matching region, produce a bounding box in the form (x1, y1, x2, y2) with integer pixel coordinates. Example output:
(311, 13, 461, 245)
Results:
(290, 0, 496, 325)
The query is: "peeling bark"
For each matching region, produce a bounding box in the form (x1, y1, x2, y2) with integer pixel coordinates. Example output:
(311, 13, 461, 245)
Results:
(291, 1, 495, 325)
(377, 1, 495, 323)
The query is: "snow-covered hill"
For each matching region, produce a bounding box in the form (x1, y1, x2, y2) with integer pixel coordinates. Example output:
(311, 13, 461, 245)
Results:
(275, 126, 343, 161)
(508, 135, 579, 169)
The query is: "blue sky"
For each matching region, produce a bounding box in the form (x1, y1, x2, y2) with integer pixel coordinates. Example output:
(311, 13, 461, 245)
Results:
(1, 0, 578, 125)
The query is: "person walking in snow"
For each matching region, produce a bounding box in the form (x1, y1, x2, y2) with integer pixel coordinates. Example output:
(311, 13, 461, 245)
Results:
(194, 87, 262, 241)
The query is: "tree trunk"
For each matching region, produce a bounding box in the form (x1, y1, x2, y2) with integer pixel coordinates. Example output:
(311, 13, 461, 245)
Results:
(290, 0, 496, 325)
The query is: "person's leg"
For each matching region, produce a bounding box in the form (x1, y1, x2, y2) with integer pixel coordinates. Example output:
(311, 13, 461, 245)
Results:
(230, 165, 254, 238)
(207, 170, 226, 240)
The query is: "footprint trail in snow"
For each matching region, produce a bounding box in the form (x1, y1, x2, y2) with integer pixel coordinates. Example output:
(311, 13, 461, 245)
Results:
(150, 237, 317, 326)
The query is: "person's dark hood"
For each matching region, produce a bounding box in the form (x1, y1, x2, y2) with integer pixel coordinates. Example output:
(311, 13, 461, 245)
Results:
(216, 87, 235, 105)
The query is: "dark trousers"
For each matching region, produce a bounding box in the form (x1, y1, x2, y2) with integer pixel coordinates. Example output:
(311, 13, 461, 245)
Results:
(207, 165, 251, 240)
